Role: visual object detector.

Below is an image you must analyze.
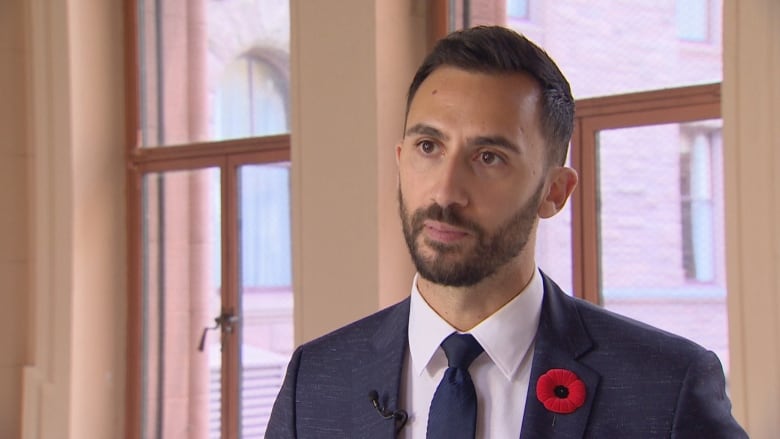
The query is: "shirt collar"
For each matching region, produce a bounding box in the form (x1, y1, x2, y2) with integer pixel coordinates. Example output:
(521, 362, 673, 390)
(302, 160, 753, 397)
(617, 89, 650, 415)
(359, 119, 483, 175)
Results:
(407, 269, 544, 381)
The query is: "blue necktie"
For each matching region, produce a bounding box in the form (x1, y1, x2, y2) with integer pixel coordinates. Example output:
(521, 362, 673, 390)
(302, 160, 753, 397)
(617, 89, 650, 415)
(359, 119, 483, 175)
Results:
(426, 333, 484, 438)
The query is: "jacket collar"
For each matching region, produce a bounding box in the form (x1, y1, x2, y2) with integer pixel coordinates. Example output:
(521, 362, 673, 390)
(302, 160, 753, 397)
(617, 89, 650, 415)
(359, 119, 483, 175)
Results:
(351, 298, 411, 438)
(520, 272, 600, 438)
(350, 271, 601, 438)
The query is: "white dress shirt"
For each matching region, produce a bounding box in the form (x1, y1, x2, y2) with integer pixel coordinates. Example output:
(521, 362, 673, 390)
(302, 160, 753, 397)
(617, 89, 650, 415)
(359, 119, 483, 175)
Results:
(399, 269, 544, 439)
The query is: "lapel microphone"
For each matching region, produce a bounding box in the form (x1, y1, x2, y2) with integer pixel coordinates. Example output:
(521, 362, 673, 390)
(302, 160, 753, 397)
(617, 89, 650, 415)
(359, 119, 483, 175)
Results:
(368, 390, 408, 434)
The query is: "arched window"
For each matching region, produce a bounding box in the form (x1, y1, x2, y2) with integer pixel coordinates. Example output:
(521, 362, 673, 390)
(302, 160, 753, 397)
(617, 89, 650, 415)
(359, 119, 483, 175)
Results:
(215, 55, 289, 139)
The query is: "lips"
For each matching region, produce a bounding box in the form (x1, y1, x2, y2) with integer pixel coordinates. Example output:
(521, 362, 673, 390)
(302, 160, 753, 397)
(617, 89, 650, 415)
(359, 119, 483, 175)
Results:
(423, 220, 471, 244)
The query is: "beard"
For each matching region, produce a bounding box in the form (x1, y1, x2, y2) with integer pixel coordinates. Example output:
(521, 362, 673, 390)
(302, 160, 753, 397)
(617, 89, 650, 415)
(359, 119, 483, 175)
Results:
(399, 181, 544, 287)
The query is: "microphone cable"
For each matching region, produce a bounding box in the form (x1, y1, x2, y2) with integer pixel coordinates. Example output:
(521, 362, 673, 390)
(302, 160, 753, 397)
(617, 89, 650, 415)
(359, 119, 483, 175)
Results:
(369, 390, 408, 434)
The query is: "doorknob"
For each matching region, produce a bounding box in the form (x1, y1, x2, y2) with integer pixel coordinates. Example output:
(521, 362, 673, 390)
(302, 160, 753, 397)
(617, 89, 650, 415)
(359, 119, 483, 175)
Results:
(197, 310, 240, 352)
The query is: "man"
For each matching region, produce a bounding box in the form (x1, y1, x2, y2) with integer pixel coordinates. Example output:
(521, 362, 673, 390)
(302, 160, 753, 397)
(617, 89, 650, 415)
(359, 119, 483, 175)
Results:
(266, 26, 747, 438)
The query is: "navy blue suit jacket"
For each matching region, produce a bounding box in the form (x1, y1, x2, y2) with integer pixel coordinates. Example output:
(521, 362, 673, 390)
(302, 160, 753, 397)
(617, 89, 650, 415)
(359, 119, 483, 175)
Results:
(266, 274, 747, 438)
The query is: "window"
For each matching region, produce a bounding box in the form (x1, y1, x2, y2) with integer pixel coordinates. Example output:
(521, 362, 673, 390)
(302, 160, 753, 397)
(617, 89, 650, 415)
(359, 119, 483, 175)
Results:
(581, 106, 728, 370)
(215, 55, 290, 139)
(126, 1, 292, 438)
(444, 0, 723, 98)
(438, 0, 729, 369)
(507, 0, 529, 19)
(680, 123, 721, 282)
(676, 0, 710, 42)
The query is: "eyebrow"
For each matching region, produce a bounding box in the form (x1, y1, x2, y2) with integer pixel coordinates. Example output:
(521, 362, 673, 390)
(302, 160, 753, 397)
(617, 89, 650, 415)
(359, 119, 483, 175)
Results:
(468, 135, 521, 154)
(404, 123, 449, 141)
(404, 123, 522, 155)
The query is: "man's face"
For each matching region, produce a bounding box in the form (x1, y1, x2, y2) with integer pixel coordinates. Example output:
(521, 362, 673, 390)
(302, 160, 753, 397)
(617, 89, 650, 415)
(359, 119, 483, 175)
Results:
(397, 66, 551, 287)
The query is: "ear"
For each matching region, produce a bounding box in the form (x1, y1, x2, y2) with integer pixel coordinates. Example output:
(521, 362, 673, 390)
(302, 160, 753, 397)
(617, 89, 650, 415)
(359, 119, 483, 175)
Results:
(538, 167, 578, 219)
(395, 141, 403, 166)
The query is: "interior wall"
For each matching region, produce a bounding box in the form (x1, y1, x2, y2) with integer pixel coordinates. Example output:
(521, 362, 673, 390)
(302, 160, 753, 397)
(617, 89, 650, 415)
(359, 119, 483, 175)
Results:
(291, 0, 423, 342)
(20, 0, 127, 438)
(23, 0, 75, 436)
(376, 1, 424, 308)
(67, 0, 127, 436)
(0, 0, 30, 437)
(291, 0, 378, 342)
(723, 0, 780, 436)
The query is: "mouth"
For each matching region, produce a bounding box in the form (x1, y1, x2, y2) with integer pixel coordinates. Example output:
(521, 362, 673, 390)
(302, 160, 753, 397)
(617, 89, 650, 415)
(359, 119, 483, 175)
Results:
(422, 220, 472, 244)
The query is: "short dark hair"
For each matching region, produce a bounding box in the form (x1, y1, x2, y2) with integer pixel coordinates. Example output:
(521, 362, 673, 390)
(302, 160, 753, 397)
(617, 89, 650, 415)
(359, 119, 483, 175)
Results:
(405, 26, 574, 166)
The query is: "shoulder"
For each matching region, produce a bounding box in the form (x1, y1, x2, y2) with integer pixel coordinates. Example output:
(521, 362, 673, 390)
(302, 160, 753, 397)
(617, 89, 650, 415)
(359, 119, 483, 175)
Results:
(559, 295, 745, 437)
(557, 291, 723, 398)
(294, 297, 410, 356)
(279, 297, 410, 403)
(541, 274, 709, 364)
(572, 294, 707, 358)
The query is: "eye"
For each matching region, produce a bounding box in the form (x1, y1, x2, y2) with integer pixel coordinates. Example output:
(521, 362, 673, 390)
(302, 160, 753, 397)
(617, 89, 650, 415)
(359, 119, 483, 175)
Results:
(478, 151, 504, 166)
(417, 140, 437, 155)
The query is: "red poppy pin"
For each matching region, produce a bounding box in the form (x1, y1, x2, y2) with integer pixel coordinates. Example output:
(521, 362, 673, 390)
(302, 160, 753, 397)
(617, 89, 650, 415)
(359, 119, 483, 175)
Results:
(536, 368, 586, 414)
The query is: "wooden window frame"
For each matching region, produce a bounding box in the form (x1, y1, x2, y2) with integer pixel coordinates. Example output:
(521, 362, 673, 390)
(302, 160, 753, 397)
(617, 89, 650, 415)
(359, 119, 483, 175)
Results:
(572, 83, 721, 302)
(429, 2, 722, 303)
(123, 1, 291, 438)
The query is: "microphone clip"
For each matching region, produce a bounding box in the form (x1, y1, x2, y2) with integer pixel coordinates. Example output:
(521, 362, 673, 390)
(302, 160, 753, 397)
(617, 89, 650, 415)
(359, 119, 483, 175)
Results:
(369, 390, 408, 433)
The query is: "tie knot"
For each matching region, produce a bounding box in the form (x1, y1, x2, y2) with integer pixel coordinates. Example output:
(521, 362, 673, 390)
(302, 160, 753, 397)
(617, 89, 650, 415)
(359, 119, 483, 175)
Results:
(441, 333, 484, 369)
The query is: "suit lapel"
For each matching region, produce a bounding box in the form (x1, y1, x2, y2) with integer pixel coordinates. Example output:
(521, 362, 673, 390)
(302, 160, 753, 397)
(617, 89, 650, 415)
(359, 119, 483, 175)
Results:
(520, 274, 600, 439)
(351, 299, 411, 438)
(344, 276, 601, 437)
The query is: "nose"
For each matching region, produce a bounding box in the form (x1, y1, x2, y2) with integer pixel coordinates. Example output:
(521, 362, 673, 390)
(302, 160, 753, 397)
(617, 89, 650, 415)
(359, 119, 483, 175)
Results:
(432, 156, 469, 209)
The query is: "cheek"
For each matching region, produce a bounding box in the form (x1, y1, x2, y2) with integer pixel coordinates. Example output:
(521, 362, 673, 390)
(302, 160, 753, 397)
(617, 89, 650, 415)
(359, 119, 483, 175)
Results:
(398, 170, 422, 207)
(403, 152, 437, 175)
(474, 182, 533, 224)
(482, 201, 517, 227)
(399, 161, 429, 196)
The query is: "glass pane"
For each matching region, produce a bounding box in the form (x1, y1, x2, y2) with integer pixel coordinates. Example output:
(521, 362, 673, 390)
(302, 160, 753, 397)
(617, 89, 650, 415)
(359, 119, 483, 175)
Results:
(237, 163, 293, 437)
(506, 0, 529, 19)
(141, 167, 222, 438)
(677, 0, 709, 41)
(136, 0, 290, 147)
(451, 0, 722, 98)
(597, 121, 729, 370)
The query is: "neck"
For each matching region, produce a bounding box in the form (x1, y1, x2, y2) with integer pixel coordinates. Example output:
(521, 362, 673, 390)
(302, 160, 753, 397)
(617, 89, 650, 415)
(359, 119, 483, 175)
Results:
(417, 259, 536, 332)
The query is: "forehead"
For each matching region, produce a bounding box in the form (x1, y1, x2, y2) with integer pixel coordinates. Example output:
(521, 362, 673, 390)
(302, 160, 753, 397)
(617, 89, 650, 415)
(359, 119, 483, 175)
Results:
(407, 66, 543, 132)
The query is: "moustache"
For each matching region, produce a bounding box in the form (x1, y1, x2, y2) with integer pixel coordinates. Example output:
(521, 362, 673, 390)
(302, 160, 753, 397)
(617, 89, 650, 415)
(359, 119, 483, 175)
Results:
(411, 204, 482, 236)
